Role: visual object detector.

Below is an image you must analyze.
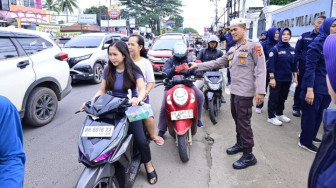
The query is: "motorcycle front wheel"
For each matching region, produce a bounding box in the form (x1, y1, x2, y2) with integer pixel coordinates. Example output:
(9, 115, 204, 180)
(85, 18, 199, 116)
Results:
(209, 97, 219, 124)
(178, 133, 190, 162)
(93, 177, 119, 188)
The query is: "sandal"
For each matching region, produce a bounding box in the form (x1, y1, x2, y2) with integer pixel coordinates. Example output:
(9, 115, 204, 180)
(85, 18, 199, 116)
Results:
(144, 164, 158, 185)
(152, 136, 164, 146)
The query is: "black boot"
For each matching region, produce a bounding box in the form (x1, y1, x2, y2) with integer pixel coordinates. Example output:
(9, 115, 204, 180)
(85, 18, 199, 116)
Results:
(226, 135, 243, 155)
(232, 148, 257, 169)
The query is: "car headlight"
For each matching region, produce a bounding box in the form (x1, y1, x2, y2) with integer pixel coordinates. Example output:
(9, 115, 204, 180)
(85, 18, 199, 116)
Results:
(147, 55, 154, 61)
(173, 88, 188, 106)
(74, 54, 92, 63)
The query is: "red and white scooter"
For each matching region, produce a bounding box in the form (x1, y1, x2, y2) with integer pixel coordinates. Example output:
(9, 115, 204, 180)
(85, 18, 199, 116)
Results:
(160, 63, 198, 162)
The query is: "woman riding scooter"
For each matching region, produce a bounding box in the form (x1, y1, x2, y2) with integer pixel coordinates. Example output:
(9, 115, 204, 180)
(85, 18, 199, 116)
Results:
(157, 42, 205, 138)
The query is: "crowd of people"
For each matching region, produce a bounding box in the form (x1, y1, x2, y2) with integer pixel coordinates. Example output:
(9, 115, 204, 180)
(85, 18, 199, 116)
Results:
(1, 14, 336, 187)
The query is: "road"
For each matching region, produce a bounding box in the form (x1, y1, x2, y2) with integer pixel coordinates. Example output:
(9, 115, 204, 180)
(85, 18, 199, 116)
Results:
(23, 74, 321, 188)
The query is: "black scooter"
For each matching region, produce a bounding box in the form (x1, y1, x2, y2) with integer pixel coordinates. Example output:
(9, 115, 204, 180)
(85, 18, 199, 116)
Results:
(203, 70, 224, 124)
(75, 93, 147, 188)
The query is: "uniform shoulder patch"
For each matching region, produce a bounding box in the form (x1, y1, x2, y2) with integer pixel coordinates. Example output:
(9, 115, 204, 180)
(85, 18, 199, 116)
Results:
(269, 52, 274, 57)
(254, 45, 263, 56)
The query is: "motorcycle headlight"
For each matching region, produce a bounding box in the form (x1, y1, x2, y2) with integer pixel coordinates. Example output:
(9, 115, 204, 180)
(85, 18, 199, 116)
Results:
(207, 82, 221, 90)
(74, 54, 92, 63)
(173, 88, 188, 106)
(205, 76, 222, 90)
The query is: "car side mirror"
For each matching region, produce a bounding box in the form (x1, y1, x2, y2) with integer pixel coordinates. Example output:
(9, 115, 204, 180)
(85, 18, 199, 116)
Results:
(103, 43, 110, 49)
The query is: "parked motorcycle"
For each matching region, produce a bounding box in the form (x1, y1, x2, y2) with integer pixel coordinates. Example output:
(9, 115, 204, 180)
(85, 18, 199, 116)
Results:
(75, 94, 148, 188)
(156, 63, 198, 162)
(202, 70, 224, 124)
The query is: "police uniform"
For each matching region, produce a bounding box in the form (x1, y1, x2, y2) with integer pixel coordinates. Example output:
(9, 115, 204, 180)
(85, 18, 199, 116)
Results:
(292, 30, 318, 113)
(197, 19, 266, 169)
(299, 17, 336, 149)
(267, 28, 297, 120)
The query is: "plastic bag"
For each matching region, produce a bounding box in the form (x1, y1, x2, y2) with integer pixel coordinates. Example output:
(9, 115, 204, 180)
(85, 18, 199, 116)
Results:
(125, 103, 154, 122)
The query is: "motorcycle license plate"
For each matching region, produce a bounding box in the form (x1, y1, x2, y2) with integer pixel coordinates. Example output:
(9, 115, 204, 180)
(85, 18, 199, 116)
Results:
(171, 110, 193, 120)
(81, 126, 114, 137)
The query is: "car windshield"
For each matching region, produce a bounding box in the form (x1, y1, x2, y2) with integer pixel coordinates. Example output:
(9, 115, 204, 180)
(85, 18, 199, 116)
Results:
(151, 39, 183, 51)
(63, 36, 103, 48)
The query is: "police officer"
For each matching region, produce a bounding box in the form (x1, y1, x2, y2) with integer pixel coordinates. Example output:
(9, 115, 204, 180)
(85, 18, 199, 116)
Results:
(267, 28, 298, 126)
(259, 30, 267, 43)
(292, 16, 326, 117)
(189, 18, 266, 169)
(196, 35, 226, 103)
(255, 27, 280, 113)
(299, 17, 336, 153)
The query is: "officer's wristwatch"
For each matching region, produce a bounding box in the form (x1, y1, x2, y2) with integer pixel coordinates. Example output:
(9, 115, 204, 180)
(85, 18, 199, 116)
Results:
(269, 76, 275, 80)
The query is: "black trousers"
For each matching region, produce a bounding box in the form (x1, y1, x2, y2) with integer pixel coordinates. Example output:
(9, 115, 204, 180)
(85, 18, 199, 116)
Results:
(230, 94, 254, 148)
(128, 120, 151, 163)
(268, 81, 291, 119)
(293, 71, 304, 111)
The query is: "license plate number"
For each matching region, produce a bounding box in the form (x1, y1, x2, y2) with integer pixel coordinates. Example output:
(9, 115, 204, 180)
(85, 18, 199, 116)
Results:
(81, 126, 114, 137)
(171, 110, 193, 120)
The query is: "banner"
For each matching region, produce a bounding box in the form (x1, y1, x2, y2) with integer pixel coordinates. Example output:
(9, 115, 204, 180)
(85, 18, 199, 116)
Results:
(36, 24, 61, 39)
(108, 5, 121, 19)
(78, 14, 97, 25)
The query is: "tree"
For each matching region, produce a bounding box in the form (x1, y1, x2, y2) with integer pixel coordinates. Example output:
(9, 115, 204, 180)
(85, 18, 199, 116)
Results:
(60, 0, 79, 23)
(84, 6, 109, 26)
(119, 0, 183, 35)
(43, 0, 60, 13)
(270, 0, 296, 5)
(183, 27, 198, 35)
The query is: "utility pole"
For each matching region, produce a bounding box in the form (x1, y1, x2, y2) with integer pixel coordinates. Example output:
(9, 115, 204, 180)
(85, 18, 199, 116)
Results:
(99, 1, 102, 31)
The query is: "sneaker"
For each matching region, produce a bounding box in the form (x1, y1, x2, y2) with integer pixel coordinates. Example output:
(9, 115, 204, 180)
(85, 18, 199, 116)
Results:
(276, 115, 291, 123)
(198, 120, 203, 127)
(298, 142, 318, 153)
(226, 82, 231, 86)
(298, 134, 322, 144)
(255, 108, 262, 114)
(221, 96, 226, 103)
(292, 110, 301, 117)
(313, 137, 322, 144)
(267, 118, 282, 126)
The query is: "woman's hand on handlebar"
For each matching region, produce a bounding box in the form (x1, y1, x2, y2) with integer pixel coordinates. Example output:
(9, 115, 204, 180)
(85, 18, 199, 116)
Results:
(131, 97, 141, 107)
(188, 62, 198, 70)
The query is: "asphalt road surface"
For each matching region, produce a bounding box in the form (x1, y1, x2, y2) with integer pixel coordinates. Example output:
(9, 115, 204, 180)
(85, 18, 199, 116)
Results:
(23, 74, 320, 188)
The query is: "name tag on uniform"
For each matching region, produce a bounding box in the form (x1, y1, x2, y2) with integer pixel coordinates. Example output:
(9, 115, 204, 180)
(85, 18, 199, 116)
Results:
(303, 38, 313, 40)
(238, 53, 248, 58)
(239, 49, 248, 52)
(290, 51, 295, 55)
(279, 51, 286, 55)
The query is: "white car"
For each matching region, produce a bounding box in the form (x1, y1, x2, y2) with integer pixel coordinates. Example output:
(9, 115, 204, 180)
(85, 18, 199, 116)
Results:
(63, 32, 127, 84)
(0, 28, 72, 127)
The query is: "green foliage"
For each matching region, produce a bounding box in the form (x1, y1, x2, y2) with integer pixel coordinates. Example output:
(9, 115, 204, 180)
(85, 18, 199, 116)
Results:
(83, 6, 109, 26)
(119, 0, 183, 35)
(43, 0, 60, 13)
(59, 0, 79, 22)
(270, 0, 296, 5)
(183, 27, 198, 34)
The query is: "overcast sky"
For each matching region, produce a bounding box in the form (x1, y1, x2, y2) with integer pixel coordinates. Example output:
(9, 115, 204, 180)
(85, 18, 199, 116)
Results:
(78, 0, 217, 35)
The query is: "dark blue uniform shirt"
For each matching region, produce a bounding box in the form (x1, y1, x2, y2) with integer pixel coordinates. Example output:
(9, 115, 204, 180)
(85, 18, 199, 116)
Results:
(294, 30, 318, 74)
(224, 33, 234, 52)
(302, 17, 336, 96)
(268, 28, 297, 82)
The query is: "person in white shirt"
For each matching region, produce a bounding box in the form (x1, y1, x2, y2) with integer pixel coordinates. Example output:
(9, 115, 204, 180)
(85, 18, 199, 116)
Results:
(128, 34, 164, 145)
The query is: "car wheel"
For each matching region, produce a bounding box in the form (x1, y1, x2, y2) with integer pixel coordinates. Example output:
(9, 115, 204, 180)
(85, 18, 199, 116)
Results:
(91, 63, 103, 84)
(24, 87, 58, 127)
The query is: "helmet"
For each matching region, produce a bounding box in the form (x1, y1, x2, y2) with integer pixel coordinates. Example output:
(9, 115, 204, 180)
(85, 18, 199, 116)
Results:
(208, 35, 218, 43)
(172, 42, 188, 58)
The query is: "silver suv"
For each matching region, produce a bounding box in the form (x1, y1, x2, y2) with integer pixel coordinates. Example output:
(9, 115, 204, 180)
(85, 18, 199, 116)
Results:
(63, 33, 126, 84)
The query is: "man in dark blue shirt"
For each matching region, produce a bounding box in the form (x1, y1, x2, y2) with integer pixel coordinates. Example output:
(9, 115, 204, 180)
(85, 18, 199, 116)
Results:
(292, 16, 326, 117)
(223, 30, 236, 86)
(0, 96, 26, 187)
(299, 17, 336, 153)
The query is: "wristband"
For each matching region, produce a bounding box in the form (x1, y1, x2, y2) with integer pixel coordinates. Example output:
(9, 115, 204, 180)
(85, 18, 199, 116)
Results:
(269, 76, 274, 79)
